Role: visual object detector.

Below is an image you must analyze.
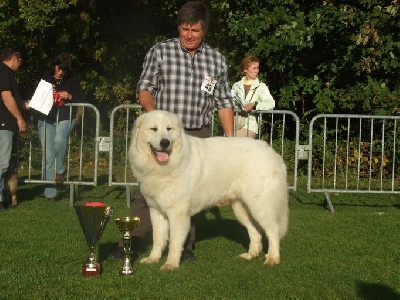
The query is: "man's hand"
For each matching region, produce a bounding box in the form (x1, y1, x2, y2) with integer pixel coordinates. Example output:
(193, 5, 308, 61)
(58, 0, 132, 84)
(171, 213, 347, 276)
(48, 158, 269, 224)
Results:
(17, 118, 27, 132)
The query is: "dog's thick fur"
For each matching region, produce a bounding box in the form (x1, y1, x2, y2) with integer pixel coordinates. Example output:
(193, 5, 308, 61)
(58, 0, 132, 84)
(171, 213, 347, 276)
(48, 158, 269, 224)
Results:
(129, 110, 288, 270)
(4, 165, 18, 208)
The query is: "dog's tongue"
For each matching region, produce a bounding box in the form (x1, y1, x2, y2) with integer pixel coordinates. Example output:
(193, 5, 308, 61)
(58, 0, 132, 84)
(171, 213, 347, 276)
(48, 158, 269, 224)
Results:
(156, 151, 169, 162)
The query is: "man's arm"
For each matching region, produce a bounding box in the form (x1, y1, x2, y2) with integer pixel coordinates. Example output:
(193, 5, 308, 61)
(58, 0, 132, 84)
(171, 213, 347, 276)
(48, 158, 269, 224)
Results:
(1, 91, 26, 132)
(138, 90, 156, 112)
(218, 107, 234, 137)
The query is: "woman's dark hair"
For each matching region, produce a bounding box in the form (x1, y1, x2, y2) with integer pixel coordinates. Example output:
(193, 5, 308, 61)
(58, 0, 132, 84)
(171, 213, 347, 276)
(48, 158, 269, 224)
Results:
(177, 1, 209, 33)
(50, 53, 73, 78)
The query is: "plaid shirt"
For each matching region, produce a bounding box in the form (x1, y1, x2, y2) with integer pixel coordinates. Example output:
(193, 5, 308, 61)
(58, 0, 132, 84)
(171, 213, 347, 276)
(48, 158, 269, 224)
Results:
(136, 38, 233, 129)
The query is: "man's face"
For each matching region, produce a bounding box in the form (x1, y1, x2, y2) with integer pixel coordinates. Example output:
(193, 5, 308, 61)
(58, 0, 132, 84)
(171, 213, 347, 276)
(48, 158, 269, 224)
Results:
(179, 21, 205, 54)
(11, 54, 22, 71)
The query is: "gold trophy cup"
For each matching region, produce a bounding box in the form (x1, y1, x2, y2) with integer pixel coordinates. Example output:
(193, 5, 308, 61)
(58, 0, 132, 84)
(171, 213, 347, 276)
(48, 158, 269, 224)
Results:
(114, 217, 140, 275)
(75, 202, 114, 277)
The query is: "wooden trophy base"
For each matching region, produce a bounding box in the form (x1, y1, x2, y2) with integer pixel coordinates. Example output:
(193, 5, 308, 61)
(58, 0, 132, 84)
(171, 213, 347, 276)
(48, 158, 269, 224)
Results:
(81, 265, 102, 277)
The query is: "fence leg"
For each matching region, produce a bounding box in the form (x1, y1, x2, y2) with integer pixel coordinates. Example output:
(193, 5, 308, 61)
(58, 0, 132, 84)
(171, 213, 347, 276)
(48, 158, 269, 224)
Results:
(324, 190, 335, 213)
(69, 184, 75, 207)
(126, 185, 132, 208)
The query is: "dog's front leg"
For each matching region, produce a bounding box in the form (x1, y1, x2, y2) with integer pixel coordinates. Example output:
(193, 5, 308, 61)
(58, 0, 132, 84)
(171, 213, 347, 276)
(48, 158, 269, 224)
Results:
(140, 208, 168, 264)
(160, 210, 190, 270)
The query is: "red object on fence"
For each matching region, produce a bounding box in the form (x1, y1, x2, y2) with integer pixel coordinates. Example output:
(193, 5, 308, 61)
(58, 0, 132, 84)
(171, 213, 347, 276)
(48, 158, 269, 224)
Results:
(84, 201, 105, 207)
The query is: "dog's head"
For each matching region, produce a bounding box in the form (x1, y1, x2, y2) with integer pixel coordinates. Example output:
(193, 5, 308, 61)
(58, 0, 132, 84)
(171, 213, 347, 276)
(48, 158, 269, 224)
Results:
(130, 110, 185, 164)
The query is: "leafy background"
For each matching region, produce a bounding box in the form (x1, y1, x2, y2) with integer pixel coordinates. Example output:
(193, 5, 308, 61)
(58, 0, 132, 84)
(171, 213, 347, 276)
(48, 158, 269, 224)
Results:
(1, 0, 399, 135)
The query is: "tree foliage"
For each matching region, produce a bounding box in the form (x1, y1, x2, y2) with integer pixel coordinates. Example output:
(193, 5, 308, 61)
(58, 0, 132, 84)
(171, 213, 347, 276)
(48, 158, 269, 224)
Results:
(215, 0, 399, 121)
(1, 0, 398, 127)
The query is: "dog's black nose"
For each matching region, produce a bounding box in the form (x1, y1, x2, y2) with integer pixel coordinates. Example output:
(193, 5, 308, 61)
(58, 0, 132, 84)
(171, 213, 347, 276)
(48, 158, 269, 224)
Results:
(160, 139, 170, 149)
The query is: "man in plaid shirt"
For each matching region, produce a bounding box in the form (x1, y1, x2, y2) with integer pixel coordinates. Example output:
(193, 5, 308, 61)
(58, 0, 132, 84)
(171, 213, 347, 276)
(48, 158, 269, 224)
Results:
(108, 1, 234, 262)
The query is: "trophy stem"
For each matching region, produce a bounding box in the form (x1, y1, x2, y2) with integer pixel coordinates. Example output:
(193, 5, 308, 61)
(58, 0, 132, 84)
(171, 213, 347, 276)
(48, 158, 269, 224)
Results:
(82, 247, 102, 277)
(120, 233, 134, 275)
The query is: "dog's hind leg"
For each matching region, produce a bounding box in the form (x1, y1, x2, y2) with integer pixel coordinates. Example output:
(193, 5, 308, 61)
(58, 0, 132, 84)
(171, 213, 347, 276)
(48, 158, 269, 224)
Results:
(5, 169, 18, 208)
(250, 203, 283, 265)
(10, 173, 18, 208)
(140, 208, 168, 265)
(262, 225, 281, 265)
(259, 184, 288, 265)
(11, 194, 17, 208)
(231, 201, 262, 260)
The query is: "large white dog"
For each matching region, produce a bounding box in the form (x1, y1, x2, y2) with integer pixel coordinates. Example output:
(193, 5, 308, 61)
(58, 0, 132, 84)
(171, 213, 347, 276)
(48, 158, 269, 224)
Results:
(129, 110, 288, 270)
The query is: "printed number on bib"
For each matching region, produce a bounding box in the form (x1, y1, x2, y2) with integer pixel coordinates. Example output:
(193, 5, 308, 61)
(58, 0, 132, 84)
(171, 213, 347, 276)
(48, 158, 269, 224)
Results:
(201, 74, 217, 95)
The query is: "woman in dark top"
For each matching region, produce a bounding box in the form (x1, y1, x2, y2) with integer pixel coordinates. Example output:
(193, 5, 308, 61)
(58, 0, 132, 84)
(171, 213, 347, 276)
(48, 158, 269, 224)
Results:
(37, 53, 85, 202)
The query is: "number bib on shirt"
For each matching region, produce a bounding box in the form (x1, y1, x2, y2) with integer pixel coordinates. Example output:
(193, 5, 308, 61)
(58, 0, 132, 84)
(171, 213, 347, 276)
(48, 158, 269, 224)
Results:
(201, 74, 217, 95)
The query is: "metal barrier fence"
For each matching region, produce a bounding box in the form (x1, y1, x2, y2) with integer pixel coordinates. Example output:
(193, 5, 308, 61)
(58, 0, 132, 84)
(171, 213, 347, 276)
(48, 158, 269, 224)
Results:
(307, 114, 400, 212)
(17, 104, 399, 212)
(20, 103, 101, 206)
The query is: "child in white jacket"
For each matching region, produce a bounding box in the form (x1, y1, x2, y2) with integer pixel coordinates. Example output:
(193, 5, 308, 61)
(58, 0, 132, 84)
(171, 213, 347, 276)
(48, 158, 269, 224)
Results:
(231, 55, 275, 138)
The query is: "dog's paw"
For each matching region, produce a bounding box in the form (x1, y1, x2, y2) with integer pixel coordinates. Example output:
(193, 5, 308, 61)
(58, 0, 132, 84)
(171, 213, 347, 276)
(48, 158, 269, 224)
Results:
(140, 256, 160, 264)
(160, 263, 179, 270)
(239, 252, 259, 260)
(264, 254, 280, 265)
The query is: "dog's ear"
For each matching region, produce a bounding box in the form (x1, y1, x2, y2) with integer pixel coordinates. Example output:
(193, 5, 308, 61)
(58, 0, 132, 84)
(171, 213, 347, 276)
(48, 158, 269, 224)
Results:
(133, 113, 143, 136)
(133, 113, 144, 148)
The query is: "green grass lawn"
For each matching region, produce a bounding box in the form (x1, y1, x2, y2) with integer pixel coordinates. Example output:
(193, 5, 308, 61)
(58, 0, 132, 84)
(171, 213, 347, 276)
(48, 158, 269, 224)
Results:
(0, 181, 399, 299)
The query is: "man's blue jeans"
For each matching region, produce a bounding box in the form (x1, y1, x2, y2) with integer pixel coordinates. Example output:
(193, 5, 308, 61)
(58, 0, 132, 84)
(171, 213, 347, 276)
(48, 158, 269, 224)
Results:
(38, 118, 75, 198)
(0, 130, 14, 203)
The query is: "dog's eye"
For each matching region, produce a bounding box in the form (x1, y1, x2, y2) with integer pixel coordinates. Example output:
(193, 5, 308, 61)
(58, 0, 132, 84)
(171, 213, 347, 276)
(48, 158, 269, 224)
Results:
(150, 127, 158, 132)
(167, 127, 172, 131)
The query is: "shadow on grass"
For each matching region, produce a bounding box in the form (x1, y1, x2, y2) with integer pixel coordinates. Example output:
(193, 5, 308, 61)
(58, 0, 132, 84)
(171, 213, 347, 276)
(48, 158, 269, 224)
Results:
(357, 281, 400, 300)
(22, 173, 133, 204)
(290, 189, 400, 211)
(195, 207, 250, 250)
(15, 182, 45, 203)
(289, 189, 331, 211)
(98, 237, 155, 265)
(99, 241, 119, 262)
(73, 174, 130, 201)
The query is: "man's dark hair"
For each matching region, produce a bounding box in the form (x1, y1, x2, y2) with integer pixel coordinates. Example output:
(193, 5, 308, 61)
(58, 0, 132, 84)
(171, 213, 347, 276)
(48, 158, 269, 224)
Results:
(177, 1, 209, 32)
(1, 47, 21, 62)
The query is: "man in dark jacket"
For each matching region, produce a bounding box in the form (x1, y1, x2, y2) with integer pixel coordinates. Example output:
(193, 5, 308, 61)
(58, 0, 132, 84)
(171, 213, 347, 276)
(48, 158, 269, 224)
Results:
(0, 47, 29, 211)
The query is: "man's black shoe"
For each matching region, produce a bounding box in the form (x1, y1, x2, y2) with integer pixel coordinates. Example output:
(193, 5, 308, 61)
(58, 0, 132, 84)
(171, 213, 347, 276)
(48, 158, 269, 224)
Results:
(107, 246, 125, 261)
(0, 202, 6, 211)
(181, 250, 196, 262)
